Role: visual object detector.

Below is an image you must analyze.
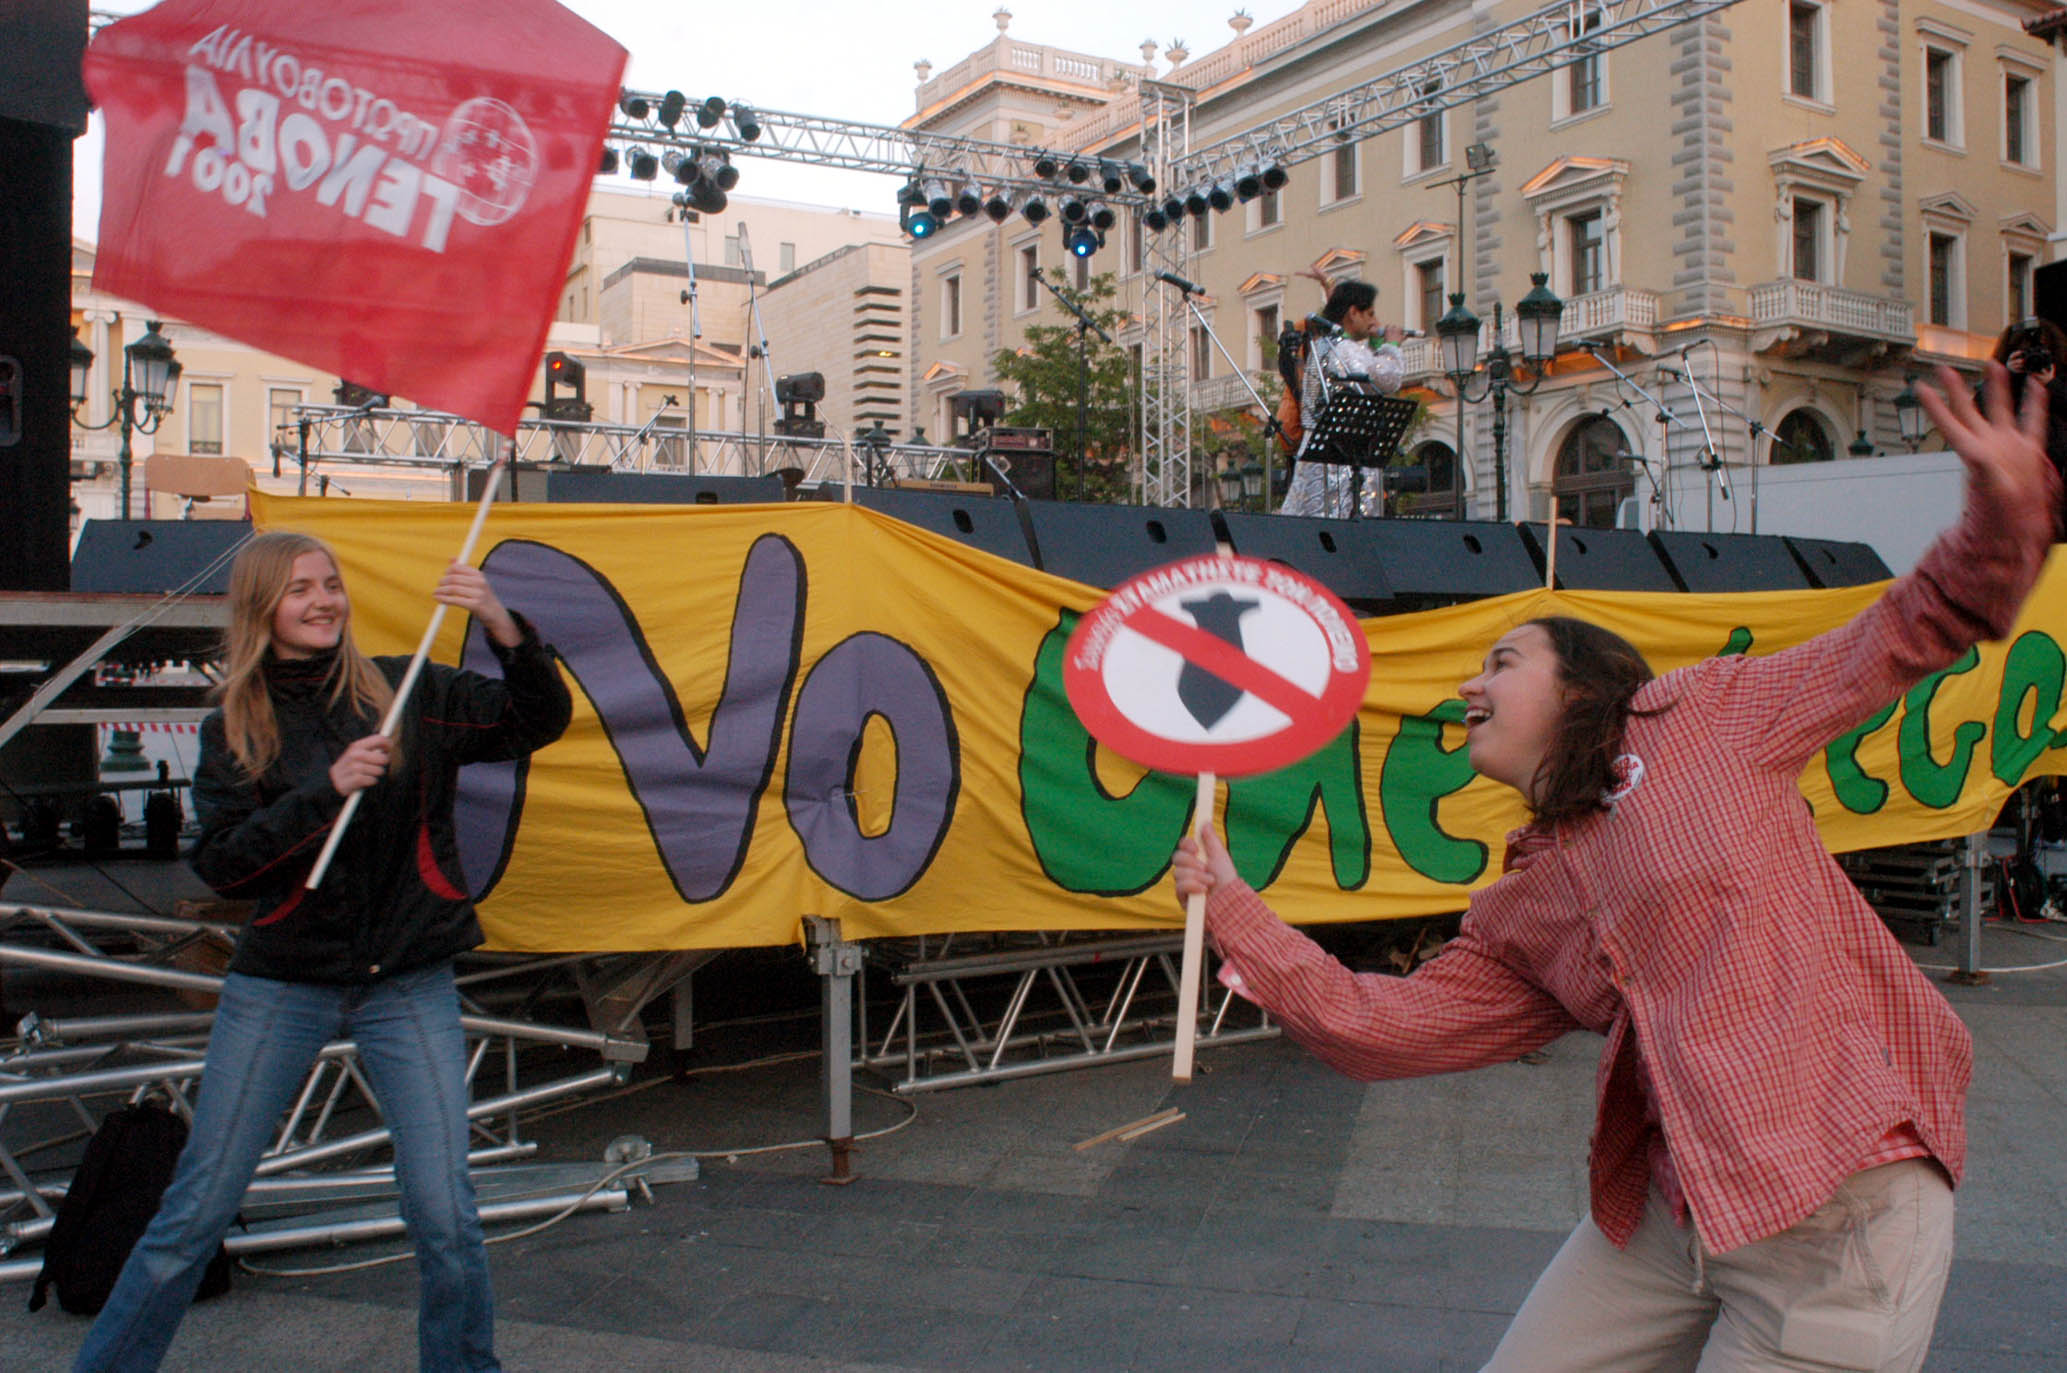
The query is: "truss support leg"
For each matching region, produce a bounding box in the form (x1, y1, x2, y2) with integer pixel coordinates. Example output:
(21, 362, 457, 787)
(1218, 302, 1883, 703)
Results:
(805, 916, 862, 1185)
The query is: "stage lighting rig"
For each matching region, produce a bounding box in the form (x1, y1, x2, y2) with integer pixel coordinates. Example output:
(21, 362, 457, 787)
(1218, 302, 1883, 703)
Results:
(627, 149, 658, 180)
(1183, 187, 1209, 217)
(597, 146, 619, 174)
(898, 180, 938, 239)
(1097, 160, 1125, 194)
(923, 178, 953, 220)
(730, 103, 762, 141)
(1064, 158, 1091, 184)
(1161, 194, 1187, 223)
(617, 93, 648, 120)
(1207, 179, 1234, 212)
(1261, 162, 1288, 190)
(1059, 193, 1089, 225)
(1127, 163, 1156, 193)
(702, 151, 739, 190)
(1234, 165, 1262, 201)
(1088, 201, 1116, 232)
(983, 190, 1013, 222)
(956, 184, 984, 217)
(657, 90, 686, 128)
(1033, 152, 1062, 179)
(695, 95, 727, 128)
(1021, 193, 1050, 225)
(1142, 205, 1169, 233)
(1064, 223, 1104, 259)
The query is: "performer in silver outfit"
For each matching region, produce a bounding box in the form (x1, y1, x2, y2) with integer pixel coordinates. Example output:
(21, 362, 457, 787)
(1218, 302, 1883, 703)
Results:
(1280, 280, 1408, 518)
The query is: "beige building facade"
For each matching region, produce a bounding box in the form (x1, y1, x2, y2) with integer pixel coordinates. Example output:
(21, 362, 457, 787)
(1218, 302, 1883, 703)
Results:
(908, 0, 2061, 526)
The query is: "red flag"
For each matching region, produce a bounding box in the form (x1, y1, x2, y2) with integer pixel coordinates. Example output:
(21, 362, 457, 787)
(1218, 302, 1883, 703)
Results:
(84, 0, 626, 436)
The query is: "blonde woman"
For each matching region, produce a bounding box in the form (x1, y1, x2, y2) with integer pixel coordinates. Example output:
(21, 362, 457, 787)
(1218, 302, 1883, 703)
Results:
(76, 531, 570, 1373)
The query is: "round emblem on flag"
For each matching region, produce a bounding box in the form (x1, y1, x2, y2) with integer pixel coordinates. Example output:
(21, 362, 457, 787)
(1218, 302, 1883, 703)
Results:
(431, 97, 540, 227)
(1062, 554, 1371, 777)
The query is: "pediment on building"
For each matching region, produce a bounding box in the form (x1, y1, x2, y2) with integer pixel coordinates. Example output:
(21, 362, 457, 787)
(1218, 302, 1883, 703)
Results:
(1519, 157, 1630, 203)
(1392, 221, 1455, 251)
(604, 338, 741, 370)
(921, 360, 967, 386)
(1237, 272, 1284, 296)
(1766, 138, 1869, 190)
(1919, 191, 1979, 223)
(1311, 248, 1368, 277)
(2000, 210, 2051, 239)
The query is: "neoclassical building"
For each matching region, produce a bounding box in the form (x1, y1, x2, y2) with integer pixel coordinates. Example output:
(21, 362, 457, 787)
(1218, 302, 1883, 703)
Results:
(905, 0, 2062, 527)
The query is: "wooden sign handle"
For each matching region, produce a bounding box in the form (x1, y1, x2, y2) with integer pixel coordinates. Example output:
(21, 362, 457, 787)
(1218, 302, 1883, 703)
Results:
(1172, 770, 1216, 1082)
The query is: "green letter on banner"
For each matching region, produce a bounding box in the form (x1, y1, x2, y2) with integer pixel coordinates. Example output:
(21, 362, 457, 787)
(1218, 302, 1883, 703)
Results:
(1992, 632, 2067, 786)
(1826, 700, 1897, 814)
(1223, 725, 1371, 891)
(1898, 647, 1985, 809)
(1380, 700, 1488, 884)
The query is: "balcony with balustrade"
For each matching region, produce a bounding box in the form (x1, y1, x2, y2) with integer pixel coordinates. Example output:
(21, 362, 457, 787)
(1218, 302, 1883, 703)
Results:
(1749, 280, 1914, 362)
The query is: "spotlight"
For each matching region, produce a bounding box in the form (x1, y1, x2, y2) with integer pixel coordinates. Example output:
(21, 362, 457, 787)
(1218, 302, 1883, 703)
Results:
(1097, 160, 1125, 195)
(1064, 159, 1090, 184)
(1142, 206, 1169, 233)
(1127, 162, 1156, 193)
(701, 152, 738, 191)
(730, 103, 761, 142)
(1162, 194, 1187, 222)
(1260, 162, 1288, 190)
(1033, 152, 1062, 179)
(688, 180, 728, 215)
(1059, 193, 1089, 225)
(617, 93, 649, 120)
(1022, 194, 1050, 225)
(1234, 166, 1262, 201)
(983, 190, 1013, 222)
(923, 178, 952, 220)
(956, 184, 984, 217)
(1088, 200, 1115, 232)
(1064, 223, 1102, 258)
(695, 95, 727, 128)
(657, 90, 687, 128)
(663, 149, 697, 185)
(628, 149, 658, 180)
(597, 146, 620, 175)
(1183, 187, 1209, 216)
(898, 181, 938, 239)
(1207, 179, 1234, 212)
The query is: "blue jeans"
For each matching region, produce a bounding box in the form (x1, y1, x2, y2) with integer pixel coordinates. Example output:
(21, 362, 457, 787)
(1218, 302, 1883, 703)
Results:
(74, 962, 499, 1372)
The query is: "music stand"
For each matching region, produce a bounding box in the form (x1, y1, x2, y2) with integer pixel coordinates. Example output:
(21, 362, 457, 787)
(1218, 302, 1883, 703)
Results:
(1303, 392, 1419, 518)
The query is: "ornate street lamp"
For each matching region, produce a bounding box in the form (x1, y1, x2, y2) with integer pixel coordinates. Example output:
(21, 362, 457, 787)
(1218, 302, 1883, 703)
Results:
(1893, 373, 1927, 451)
(1240, 457, 1264, 508)
(1436, 273, 1564, 521)
(70, 319, 180, 519)
(1217, 456, 1244, 509)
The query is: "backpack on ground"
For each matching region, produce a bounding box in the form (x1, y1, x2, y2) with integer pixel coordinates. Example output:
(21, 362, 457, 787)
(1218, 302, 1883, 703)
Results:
(28, 1100, 232, 1315)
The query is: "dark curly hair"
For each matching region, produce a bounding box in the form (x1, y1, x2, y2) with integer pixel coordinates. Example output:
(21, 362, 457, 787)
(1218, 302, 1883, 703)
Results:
(1523, 617, 1662, 829)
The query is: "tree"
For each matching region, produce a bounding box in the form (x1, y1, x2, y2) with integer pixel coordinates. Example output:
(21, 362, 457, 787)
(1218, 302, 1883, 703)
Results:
(990, 273, 1137, 502)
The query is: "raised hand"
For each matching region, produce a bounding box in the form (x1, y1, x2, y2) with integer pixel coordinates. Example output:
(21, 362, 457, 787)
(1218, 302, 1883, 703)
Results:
(434, 561, 522, 647)
(1917, 361, 2052, 517)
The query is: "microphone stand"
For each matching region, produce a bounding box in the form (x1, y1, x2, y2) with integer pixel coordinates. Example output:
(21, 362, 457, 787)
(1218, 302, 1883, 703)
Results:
(1577, 341, 1687, 529)
(1663, 348, 1777, 531)
(1158, 277, 1287, 511)
(737, 223, 781, 476)
(676, 208, 703, 473)
(618, 395, 680, 471)
(1029, 265, 1111, 500)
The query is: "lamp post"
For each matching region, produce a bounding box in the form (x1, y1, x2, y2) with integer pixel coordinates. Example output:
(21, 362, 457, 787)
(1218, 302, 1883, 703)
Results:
(1434, 274, 1564, 522)
(1216, 455, 1244, 510)
(1893, 373, 1927, 451)
(69, 320, 181, 520)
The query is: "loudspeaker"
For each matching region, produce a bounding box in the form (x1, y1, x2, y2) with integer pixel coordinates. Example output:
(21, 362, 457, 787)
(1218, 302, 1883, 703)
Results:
(1517, 523, 1678, 591)
(1783, 536, 1894, 588)
(1214, 512, 1395, 614)
(70, 520, 248, 595)
(0, 0, 88, 131)
(1020, 501, 1219, 588)
(986, 449, 1055, 501)
(1274, 519, 1538, 611)
(2036, 259, 2067, 335)
(1647, 531, 1815, 592)
(539, 470, 787, 505)
(838, 487, 1036, 566)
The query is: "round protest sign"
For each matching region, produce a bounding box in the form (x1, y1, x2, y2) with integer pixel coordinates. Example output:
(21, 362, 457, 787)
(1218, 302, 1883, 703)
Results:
(1062, 554, 1370, 777)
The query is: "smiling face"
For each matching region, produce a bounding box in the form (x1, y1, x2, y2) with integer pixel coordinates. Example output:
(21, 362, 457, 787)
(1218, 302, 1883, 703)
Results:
(269, 551, 348, 659)
(1459, 624, 1569, 803)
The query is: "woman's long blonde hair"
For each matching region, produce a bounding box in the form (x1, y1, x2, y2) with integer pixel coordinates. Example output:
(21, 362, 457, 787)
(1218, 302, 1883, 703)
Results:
(213, 531, 394, 780)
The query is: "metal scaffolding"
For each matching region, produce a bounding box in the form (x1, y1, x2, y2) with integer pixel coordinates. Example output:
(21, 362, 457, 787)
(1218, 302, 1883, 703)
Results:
(1135, 80, 1195, 510)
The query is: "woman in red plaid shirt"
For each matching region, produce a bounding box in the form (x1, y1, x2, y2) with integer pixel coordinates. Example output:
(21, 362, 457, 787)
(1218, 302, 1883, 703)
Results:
(1175, 365, 2054, 1371)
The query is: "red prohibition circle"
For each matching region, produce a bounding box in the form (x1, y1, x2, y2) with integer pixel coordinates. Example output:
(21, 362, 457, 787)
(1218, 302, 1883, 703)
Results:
(1061, 554, 1371, 778)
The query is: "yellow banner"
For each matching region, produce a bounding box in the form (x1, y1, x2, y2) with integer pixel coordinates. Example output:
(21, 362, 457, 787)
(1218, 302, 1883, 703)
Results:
(251, 492, 2067, 951)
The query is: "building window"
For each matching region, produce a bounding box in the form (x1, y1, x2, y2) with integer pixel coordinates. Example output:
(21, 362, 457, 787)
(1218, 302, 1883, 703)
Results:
(1253, 304, 1280, 371)
(1791, 198, 1824, 281)
(1019, 244, 1040, 312)
(1924, 47, 1956, 144)
(2004, 73, 2034, 166)
(1191, 210, 1214, 253)
(1927, 232, 1961, 327)
(941, 273, 962, 339)
(1553, 416, 1633, 528)
(1191, 323, 1212, 379)
(1773, 408, 1835, 464)
(1415, 259, 1447, 333)
(1568, 5, 1604, 115)
(1396, 440, 1461, 518)
(779, 242, 796, 273)
(1567, 210, 1605, 295)
(188, 383, 224, 455)
(1788, 2, 1825, 102)
(724, 235, 743, 267)
(1415, 81, 1445, 173)
(1129, 215, 1145, 275)
(1255, 188, 1282, 230)
(267, 387, 302, 452)
(1329, 119, 1358, 203)
(2010, 250, 2035, 322)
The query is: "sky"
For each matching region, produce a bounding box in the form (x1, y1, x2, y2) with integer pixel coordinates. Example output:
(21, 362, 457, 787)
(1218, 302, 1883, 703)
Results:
(71, 0, 1310, 240)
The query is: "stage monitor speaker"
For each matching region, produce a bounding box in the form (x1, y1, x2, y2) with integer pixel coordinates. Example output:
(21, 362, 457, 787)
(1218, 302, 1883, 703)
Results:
(1020, 501, 1219, 588)
(70, 520, 249, 595)
(1291, 519, 1539, 610)
(1783, 536, 1894, 588)
(985, 449, 1055, 501)
(838, 487, 1036, 566)
(460, 466, 552, 503)
(1647, 530, 1816, 592)
(1517, 523, 1678, 591)
(540, 470, 787, 505)
(1214, 512, 1395, 614)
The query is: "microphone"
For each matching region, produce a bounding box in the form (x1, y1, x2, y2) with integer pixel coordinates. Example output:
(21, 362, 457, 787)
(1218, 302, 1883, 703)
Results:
(1397, 328, 1427, 340)
(1701, 448, 1732, 501)
(1029, 264, 1045, 280)
(1304, 313, 1341, 338)
(1153, 270, 1202, 295)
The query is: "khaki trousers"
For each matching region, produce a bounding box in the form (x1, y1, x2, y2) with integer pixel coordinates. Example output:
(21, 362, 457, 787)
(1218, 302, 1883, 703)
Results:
(1484, 1159, 1955, 1372)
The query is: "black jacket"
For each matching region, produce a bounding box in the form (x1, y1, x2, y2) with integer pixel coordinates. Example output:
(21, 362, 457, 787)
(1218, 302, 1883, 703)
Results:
(190, 619, 571, 984)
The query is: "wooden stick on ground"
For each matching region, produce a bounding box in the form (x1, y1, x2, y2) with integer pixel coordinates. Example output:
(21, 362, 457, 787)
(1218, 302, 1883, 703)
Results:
(1073, 1107, 1182, 1151)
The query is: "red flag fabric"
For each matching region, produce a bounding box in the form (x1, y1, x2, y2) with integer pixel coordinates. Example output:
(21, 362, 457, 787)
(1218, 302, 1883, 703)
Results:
(84, 0, 626, 436)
